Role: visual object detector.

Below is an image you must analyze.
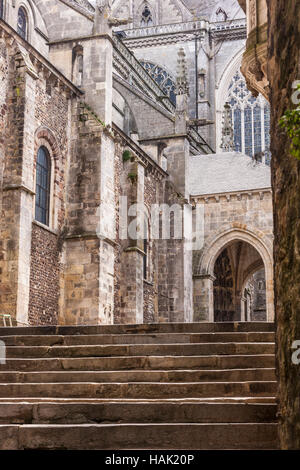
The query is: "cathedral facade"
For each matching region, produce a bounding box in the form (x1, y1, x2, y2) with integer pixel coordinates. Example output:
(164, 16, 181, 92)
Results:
(0, 0, 274, 326)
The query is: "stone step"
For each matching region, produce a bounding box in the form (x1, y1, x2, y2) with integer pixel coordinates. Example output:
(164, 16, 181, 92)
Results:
(0, 381, 277, 399)
(4, 342, 275, 358)
(0, 354, 275, 372)
(0, 332, 275, 346)
(0, 368, 276, 384)
(0, 322, 275, 337)
(0, 397, 278, 403)
(0, 401, 277, 424)
(0, 423, 278, 450)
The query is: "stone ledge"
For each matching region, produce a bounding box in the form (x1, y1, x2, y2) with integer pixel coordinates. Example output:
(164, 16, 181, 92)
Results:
(32, 220, 58, 236)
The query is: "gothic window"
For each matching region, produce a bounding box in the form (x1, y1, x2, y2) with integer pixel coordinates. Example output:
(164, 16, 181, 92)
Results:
(17, 7, 27, 40)
(140, 4, 153, 27)
(35, 147, 51, 226)
(226, 70, 271, 163)
(140, 61, 176, 105)
(0, 0, 4, 19)
(143, 218, 150, 280)
(143, 237, 148, 280)
(215, 7, 228, 22)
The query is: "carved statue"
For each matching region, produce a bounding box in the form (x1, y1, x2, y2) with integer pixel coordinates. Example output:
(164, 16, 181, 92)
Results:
(94, 0, 132, 34)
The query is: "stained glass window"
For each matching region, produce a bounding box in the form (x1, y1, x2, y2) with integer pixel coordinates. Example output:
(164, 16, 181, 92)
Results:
(141, 4, 153, 27)
(253, 105, 262, 155)
(226, 70, 271, 164)
(17, 7, 27, 39)
(233, 108, 242, 152)
(35, 147, 51, 226)
(244, 106, 253, 157)
(0, 0, 4, 19)
(140, 61, 176, 105)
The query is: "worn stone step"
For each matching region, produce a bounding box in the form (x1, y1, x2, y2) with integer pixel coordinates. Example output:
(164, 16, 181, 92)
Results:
(0, 322, 275, 337)
(0, 423, 278, 450)
(0, 368, 276, 384)
(0, 381, 277, 399)
(0, 332, 275, 346)
(4, 342, 275, 358)
(0, 401, 277, 425)
(0, 354, 275, 372)
(0, 397, 278, 404)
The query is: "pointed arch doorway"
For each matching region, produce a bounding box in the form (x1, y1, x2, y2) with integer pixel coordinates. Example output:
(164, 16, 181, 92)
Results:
(194, 227, 274, 322)
(213, 240, 266, 322)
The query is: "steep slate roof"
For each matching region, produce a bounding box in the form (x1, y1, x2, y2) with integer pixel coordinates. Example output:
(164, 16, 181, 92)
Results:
(190, 152, 271, 196)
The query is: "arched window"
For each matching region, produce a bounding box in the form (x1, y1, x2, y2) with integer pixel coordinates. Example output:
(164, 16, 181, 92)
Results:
(17, 7, 27, 40)
(35, 147, 51, 226)
(0, 0, 4, 20)
(226, 70, 271, 164)
(215, 7, 228, 22)
(141, 4, 153, 27)
(140, 61, 176, 105)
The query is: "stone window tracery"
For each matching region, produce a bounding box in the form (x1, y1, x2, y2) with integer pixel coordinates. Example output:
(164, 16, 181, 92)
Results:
(140, 61, 176, 105)
(35, 147, 51, 226)
(17, 7, 27, 40)
(140, 4, 153, 27)
(227, 70, 271, 164)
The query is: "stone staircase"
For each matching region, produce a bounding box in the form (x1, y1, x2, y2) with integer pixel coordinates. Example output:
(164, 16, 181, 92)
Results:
(0, 322, 278, 449)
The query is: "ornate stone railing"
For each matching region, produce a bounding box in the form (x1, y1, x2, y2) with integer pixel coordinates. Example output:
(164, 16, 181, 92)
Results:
(112, 35, 176, 115)
(210, 18, 246, 31)
(121, 18, 246, 39)
(122, 19, 209, 39)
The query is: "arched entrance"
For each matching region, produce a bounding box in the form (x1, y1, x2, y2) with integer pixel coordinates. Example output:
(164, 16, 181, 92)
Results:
(193, 226, 274, 322)
(213, 241, 266, 322)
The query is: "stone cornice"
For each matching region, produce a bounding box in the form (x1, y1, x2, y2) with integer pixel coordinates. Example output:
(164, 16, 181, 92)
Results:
(48, 33, 114, 47)
(2, 184, 35, 195)
(191, 188, 272, 204)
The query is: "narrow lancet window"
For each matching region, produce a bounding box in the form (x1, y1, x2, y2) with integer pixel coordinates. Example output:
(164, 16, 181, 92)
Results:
(17, 7, 27, 39)
(35, 147, 51, 226)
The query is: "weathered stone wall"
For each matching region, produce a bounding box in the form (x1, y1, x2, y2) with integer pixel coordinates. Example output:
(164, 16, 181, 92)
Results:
(28, 223, 60, 325)
(0, 38, 8, 199)
(266, 0, 300, 450)
(27, 66, 70, 326)
(59, 103, 116, 325)
(0, 36, 12, 319)
(143, 167, 159, 324)
(0, 20, 78, 325)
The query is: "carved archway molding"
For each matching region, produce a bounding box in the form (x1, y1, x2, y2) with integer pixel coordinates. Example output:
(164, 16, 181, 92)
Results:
(195, 223, 274, 321)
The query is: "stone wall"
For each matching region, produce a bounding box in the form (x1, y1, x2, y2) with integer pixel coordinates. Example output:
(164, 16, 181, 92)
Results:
(266, 0, 300, 450)
(0, 20, 79, 325)
(28, 223, 60, 325)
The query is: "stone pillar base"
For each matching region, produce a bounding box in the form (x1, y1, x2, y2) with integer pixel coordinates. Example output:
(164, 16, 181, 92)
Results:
(193, 274, 216, 322)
